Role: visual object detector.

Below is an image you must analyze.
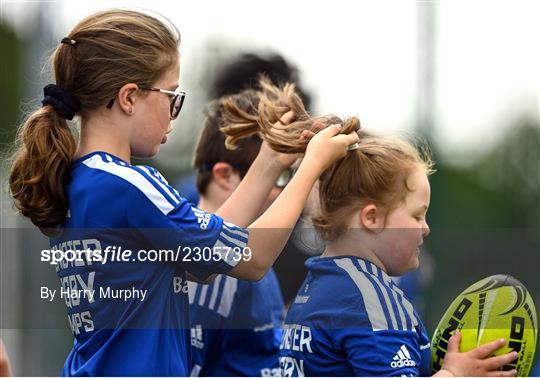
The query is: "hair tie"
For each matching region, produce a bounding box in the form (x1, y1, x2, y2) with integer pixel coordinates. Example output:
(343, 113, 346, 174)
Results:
(41, 84, 80, 120)
(347, 142, 360, 151)
(61, 37, 77, 46)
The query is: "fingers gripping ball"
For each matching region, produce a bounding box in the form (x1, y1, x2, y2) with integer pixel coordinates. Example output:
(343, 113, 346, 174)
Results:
(431, 275, 538, 376)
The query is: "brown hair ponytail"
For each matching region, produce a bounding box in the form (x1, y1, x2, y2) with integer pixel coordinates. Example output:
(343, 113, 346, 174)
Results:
(9, 106, 76, 229)
(221, 76, 359, 153)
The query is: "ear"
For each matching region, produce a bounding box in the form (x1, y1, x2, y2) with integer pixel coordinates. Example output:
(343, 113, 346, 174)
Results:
(212, 162, 238, 191)
(359, 204, 384, 230)
(117, 83, 139, 115)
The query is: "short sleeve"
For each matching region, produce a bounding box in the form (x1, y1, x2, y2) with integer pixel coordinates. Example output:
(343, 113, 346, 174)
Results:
(126, 176, 248, 280)
(337, 328, 421, 377)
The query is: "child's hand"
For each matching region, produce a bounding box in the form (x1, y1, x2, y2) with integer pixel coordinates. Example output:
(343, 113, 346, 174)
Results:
(439, 330, 518, 377)
(257, 111, 299, 169)
(258, 111, 326, 170)
(304, 123, 359, 173)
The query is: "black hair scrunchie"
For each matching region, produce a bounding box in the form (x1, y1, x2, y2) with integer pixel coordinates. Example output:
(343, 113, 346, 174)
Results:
(41, 84, 80, 120)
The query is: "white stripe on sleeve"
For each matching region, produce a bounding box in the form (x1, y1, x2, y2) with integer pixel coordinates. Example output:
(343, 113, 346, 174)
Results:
(83, 155, 175, 215)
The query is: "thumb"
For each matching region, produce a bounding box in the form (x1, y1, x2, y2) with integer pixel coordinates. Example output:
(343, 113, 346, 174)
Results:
(318, 123, 342, 138)
(300, 130, 315, 140)
(447, 329, 461, 354)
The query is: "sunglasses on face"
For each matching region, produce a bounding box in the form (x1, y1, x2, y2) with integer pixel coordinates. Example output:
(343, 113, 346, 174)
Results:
(106, 86, 186, 119)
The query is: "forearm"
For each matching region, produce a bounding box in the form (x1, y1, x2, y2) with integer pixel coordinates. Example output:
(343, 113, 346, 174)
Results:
(250, 163, 318, 229)
(215, 154, 283, 227)
(228, 162, 319, 280)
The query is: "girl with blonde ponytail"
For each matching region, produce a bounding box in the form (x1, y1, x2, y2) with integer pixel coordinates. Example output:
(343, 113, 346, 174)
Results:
(8, 10, 357, 376)
(222, 78, 519, 377)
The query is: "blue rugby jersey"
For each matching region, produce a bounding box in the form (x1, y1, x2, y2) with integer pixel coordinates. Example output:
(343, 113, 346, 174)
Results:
(280, 256, 431, 377)
(188, 268, 284, 377)
(51, 151, 248, 376)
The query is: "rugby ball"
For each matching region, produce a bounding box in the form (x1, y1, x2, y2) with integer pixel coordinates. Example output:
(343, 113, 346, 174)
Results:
(431, 274, 537, 376)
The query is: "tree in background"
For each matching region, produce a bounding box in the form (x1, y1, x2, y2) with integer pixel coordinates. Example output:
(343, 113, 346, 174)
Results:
(0, 24, 22, 153)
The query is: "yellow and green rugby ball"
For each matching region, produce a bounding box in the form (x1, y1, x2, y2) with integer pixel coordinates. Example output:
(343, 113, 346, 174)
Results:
(431, 274, 538, 376)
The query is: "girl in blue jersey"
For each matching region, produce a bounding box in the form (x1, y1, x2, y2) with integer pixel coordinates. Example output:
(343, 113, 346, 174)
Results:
(7, 9, 358, 376)
(221, 81, 519, 377)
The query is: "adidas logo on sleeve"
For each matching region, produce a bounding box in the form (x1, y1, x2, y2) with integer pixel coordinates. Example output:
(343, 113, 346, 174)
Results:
(191, 207, 211, 230)
(391, 345, 416, 368)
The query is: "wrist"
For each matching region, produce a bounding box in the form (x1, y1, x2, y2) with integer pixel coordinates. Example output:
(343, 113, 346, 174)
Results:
(293, 160, 320, 184)
(253, 152, 286, 176)
(301, 155, 327, 175)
